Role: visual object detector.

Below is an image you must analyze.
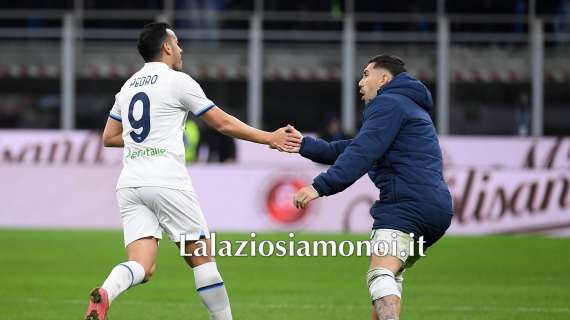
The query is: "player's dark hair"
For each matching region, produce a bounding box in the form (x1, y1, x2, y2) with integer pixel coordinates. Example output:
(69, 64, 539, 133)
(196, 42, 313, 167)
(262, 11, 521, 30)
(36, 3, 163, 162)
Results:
(137, 22, 173, 62)
(368, 55, 407, 76)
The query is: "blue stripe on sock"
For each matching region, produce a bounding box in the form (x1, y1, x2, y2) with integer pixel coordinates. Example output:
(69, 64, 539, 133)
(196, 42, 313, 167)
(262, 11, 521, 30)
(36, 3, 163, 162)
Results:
(119, 263, 135, 288)
(197, 282, 224, 292)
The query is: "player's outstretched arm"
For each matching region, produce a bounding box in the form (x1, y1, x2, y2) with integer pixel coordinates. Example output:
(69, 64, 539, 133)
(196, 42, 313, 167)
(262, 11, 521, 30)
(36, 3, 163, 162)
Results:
(102, 117, 124, 148)
(311, 97, 404, 197)
(285, 126, 352, 165)
(293, 97, 405, 208)
(201, 106, 301, 152)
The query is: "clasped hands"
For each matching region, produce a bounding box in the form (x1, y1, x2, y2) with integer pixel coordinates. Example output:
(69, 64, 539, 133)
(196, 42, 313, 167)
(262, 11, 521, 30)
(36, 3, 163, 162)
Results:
(268, 124, 303, 153)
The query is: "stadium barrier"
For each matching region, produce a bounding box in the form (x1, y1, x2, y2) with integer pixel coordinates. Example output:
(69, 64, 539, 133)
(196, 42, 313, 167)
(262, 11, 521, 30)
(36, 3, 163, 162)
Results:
(1, 131, 569, 235)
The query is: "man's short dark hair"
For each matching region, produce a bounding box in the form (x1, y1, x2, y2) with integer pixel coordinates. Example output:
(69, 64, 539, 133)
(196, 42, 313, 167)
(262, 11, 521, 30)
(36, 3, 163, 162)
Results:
(368, 55, 407, 76)
(137, 22, 173, 62)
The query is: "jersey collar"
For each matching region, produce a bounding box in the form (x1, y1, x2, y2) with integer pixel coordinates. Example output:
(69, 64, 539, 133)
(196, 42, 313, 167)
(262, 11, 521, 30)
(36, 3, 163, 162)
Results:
(144, 62, 170, 70)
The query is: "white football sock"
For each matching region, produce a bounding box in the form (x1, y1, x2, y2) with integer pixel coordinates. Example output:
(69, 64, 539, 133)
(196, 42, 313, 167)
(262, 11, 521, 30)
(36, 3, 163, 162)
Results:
(101, 261, 145, 304)
(395, 272, 404, 297)
(193, 262, 232, 320)
(367, 267, 401, 301)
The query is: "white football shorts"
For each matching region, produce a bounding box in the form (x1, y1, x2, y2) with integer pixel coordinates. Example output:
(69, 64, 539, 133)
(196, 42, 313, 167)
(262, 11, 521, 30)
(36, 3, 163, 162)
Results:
(116, 186, 210, 247)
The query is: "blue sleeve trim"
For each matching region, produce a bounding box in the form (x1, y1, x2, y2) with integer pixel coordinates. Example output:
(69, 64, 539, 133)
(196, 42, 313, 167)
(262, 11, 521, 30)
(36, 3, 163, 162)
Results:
(195, 103, 215, 117)
(197, 282, 224, 292)
(109, 113, 122, 122)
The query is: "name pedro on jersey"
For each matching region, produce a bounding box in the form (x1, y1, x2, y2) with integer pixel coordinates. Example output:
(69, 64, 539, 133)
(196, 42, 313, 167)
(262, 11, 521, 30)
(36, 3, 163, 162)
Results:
(126, 147, 166, 159)
(129, 74, 158, 88)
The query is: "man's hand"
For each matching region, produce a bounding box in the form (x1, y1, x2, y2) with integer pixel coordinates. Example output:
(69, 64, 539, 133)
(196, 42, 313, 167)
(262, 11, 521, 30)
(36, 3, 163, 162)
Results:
(293, 185, 319, 209)
(269, 124, 303, 152)
(284, 125, 303, 153)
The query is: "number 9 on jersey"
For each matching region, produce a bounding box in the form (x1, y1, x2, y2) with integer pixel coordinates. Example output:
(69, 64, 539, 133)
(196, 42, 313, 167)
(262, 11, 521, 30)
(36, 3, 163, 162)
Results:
(128, 92, 151, 143)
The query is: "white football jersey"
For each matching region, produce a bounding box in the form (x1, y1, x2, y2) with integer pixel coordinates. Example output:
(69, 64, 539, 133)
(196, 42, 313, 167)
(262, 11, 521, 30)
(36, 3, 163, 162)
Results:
(109, 62, 214, 190)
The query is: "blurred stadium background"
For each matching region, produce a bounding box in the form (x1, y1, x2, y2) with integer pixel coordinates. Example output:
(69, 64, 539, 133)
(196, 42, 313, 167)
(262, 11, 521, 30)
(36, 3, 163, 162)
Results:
(1, 0, 570, 319)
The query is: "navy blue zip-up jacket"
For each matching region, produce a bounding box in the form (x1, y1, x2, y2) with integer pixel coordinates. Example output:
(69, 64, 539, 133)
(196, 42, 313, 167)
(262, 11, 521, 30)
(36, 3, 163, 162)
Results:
(300, 72, 453, 246)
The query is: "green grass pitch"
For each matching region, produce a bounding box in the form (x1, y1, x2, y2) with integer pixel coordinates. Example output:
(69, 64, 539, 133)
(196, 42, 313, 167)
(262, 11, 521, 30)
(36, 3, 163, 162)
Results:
(1, 229, 569, 319)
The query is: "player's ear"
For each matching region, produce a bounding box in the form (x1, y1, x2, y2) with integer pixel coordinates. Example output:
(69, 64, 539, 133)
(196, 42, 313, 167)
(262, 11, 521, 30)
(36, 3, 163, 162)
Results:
(377, 73, 386, 86)
(380, 72, 390, 85)
(162, 41, 172, 56)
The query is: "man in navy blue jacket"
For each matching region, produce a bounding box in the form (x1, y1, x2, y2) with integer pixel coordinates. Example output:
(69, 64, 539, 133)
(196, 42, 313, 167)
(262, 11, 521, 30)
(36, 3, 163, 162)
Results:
(292, 55, 453, 320)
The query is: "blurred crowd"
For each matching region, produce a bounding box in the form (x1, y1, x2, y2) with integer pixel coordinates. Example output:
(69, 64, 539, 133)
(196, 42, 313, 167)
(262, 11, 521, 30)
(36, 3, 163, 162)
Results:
(3, 0, 567, 14)
(3, 1, 569, 36)
(0, 0, 569, 154)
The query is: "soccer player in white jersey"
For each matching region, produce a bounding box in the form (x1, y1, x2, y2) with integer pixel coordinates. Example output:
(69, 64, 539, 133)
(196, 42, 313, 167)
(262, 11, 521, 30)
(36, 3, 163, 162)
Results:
(84, 22, 301, 320)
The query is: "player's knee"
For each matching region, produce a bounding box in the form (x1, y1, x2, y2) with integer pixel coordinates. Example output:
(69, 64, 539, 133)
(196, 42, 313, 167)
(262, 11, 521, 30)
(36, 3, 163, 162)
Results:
(367, 267, 401, 302)
(186, 254, 213, 268)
